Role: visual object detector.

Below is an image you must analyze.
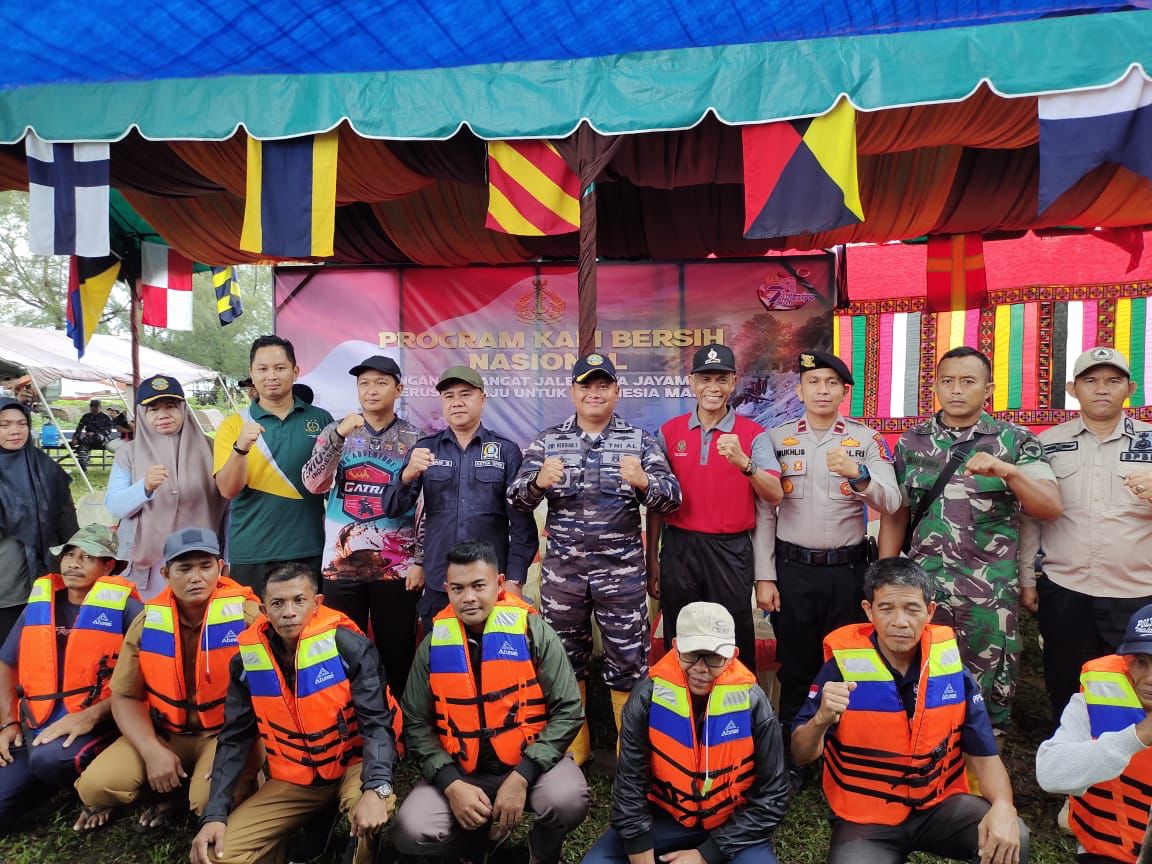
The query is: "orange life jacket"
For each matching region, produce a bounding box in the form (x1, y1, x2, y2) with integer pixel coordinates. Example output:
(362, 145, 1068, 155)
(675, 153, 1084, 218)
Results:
(238, 605, 404, 785)
(427, 593, 547, 774)
(646, 650, 757, 829)
(821, 623, 970, 825)
(138, 575, 255, 734)
(17, 574, 140, 729)
(1068, 655, 1152, 863)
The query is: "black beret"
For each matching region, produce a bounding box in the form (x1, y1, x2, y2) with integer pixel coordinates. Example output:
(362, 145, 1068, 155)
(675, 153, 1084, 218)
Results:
(796, 350, 854, 386)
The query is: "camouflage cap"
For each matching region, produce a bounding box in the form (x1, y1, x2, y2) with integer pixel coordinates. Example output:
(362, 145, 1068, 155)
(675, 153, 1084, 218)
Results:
(50, 524, 126, 572)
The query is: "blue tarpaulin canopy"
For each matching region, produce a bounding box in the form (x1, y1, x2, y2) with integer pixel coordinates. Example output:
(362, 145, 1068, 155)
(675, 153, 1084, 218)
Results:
(1, 2, 1150, 141)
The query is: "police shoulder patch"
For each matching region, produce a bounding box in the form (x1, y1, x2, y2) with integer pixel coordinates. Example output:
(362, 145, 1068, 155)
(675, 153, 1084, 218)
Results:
(873, 433, 894, 463)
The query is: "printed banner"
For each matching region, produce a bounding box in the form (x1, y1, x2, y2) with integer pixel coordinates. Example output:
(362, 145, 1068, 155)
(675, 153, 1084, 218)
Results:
(275, 259, 835, 446)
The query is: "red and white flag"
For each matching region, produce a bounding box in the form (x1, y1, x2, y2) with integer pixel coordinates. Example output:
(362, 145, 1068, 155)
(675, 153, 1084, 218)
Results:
(140, 241, 193, 330)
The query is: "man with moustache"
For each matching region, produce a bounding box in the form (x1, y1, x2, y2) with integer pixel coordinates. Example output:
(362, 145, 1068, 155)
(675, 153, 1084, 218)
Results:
(384, 365, 537, 634)
(754, 350, 902, 754)
(303, 354, 425, 696)
(879, 346, 1061, 733)
(215, 336, 333, 592)
(649, 343, 783, 674)
(510, 353, 681, 759)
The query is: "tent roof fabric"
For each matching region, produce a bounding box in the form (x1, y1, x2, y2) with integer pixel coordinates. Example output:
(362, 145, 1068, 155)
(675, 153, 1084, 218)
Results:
(0, 325, 217, 388)
(2, 10, 1151, 141)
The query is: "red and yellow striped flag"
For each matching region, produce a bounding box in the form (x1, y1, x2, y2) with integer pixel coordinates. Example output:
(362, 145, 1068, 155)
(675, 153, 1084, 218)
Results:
(485, 140, 580, 235)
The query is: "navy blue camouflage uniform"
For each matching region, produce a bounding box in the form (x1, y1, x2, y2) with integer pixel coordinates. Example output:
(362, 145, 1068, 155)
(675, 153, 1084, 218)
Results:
(510, 414, 681, 691)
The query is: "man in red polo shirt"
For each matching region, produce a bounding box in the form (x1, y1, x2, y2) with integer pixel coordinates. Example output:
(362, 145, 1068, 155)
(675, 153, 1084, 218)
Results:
(647, 343, 783, 670)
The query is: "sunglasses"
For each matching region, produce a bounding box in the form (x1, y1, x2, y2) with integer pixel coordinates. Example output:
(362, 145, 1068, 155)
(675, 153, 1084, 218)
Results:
(678, 650, 728, 669)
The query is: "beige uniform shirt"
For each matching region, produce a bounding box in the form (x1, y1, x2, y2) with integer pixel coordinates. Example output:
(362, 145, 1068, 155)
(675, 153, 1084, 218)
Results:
(752, 415, 902, 581)
(1019, 414, 1152, 597)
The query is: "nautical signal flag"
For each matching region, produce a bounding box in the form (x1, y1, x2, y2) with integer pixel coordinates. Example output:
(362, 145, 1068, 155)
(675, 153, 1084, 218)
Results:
(925, 234, 988, 313)
(26, 132, 110, 257)
(1039, 68, 1152, 214)
(485, 140, 580, 236)
(742, 99, 864, 240)
(66, 255, 119, 357)
(240, 131, 338, 258)
(212, 265, 243, 325)
(140, 241, 194, 330)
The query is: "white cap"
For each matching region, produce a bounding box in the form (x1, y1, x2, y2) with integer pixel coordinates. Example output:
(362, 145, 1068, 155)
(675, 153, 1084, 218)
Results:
(675, 602, 737, 659)
(1073, 346, 1130, 379)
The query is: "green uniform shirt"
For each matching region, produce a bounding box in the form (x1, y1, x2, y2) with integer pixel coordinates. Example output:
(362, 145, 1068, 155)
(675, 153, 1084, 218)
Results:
(894, 410, 1054, 601)
(213, 398, 333, 564)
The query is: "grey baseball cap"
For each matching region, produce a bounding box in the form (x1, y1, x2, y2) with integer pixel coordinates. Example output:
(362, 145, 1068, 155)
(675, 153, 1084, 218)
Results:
(162, 527, 221, 563)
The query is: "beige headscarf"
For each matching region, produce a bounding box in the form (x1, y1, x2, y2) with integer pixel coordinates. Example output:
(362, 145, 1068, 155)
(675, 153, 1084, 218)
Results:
(113, 400, 225, 569)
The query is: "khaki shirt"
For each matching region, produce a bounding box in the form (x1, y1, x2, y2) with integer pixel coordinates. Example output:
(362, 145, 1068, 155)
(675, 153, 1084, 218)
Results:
(112, 599, 262, 731)
(752, 414, 902, 580)
(1019, 414, 1152, 597)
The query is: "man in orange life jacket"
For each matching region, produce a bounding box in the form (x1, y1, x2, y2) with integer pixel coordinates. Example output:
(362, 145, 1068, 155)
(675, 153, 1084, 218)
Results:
(791, 557, 1029, 864)
(0, 524, 142, 831)
(1037, 602, 1152, 863)
(189, 561, 399, 864)
(392, 540, 589, 864)
(582, 602, 789, 864)
(76, 527, 261, 831)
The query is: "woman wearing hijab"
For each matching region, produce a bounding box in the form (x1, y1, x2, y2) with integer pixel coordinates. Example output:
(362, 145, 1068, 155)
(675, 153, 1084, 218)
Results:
(105, 375, 226, 598)
(0, 397, 78, 643)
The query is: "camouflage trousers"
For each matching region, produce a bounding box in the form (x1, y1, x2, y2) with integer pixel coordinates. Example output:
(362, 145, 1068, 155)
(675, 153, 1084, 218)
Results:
(932, 592, 1020, 730)
(539, 551, 649, 692)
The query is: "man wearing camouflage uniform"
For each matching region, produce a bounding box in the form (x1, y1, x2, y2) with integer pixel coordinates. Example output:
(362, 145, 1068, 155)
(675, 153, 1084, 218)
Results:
(879, 346, 1062, 732)
(510, 354, 681, 760)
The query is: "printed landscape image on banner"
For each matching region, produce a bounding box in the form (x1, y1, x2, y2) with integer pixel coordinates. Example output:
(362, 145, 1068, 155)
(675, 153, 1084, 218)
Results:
(274, 258, 834, 446)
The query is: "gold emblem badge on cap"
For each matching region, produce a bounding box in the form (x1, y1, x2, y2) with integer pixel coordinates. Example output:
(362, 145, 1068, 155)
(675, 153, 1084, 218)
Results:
(152, 377, 169, 391)
(586, 354, 604, 366)
(800, 353, 816, 368)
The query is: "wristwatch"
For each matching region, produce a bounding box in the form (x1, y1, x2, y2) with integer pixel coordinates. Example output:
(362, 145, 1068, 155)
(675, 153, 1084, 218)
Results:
(741, 458, 758, 477)
(847, 463, 871, 490)
(371, 783, 393, 800)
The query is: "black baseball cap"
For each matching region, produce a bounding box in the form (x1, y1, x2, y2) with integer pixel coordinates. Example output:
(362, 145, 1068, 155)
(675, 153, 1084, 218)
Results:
(797, 350, 854, 386)
(136, 375, 186, 406)
(691, 343, 736, 374)
(349, 355, 402, 382)
(572, 354, 618, 383)
(292, 383, 314, 405)
(1117, 603, 1152, 656)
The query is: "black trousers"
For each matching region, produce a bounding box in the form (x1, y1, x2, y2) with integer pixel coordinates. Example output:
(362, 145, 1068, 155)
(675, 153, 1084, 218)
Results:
(228, 555, 323, 596)
(322, 577, 420, 698)
(1036, 575, 1152, 723)
(827, 793, 1031, 863)
(659, 525, 757, 673)
(773, 553, 867, 729)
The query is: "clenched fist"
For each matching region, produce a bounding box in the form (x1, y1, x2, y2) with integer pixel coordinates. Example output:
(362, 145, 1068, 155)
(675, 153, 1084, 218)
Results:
(826, 448, 861, 479)
(235, 421, 264, 453)
(402, 447, 435, 484)
(620, 454, 649, 490)
(964, 452, 1016, 480)
(534, 457, 566, 490)
(336, 411, 366, 438)
(144, 465, 169, 494)
(814, 680, 857, 726)
(716, 433, 748, 468)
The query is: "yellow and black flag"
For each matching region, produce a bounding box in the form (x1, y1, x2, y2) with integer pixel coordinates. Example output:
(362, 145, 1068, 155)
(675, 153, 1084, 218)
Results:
(212, 265, 243, 325)
(66, 254, 120, 357)
(742, 98, 864, 240)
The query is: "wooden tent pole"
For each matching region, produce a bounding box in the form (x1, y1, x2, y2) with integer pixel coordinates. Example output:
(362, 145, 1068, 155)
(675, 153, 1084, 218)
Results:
(572, 124, 622, 356)
(129, 277, 141, 393)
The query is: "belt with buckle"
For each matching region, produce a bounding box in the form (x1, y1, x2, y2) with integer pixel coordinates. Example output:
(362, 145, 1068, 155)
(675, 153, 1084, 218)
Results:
(776, 539, 869, 567)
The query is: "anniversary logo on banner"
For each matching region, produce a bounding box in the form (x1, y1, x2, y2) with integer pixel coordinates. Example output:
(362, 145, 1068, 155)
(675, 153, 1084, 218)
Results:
(275, 258, 834, 445)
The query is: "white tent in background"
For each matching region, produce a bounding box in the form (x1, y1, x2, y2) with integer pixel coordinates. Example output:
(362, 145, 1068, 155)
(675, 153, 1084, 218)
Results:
(0, 324, 217, 388)
(0, 324, 223, 493)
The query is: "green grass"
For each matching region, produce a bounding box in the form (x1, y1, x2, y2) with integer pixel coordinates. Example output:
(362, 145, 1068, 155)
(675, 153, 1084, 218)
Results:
(0, 623, 1075, 863)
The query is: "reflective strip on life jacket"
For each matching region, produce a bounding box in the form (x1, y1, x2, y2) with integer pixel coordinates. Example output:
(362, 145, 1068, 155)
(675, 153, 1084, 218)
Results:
(1069, 655, 1152, 863)
(821, 623, 969, 826)
(428, 595, 546, 774)
(646, 650, 756, 830)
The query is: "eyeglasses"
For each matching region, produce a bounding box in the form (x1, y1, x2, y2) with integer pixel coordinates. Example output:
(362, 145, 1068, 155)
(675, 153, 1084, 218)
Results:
(678, 650, 728, 669)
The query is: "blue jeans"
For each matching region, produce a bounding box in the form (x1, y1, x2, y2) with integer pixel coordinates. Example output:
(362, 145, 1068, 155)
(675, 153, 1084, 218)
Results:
(582, 811, 779, 864)
(0, 726, 113, 829)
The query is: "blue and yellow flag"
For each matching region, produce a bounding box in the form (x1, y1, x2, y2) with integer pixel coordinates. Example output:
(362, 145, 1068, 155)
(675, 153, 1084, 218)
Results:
(66, 255, 119, 357)
(240, 131, 338, 258)
(742, 99, 864, 240)
(212, 265, 243, 325)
